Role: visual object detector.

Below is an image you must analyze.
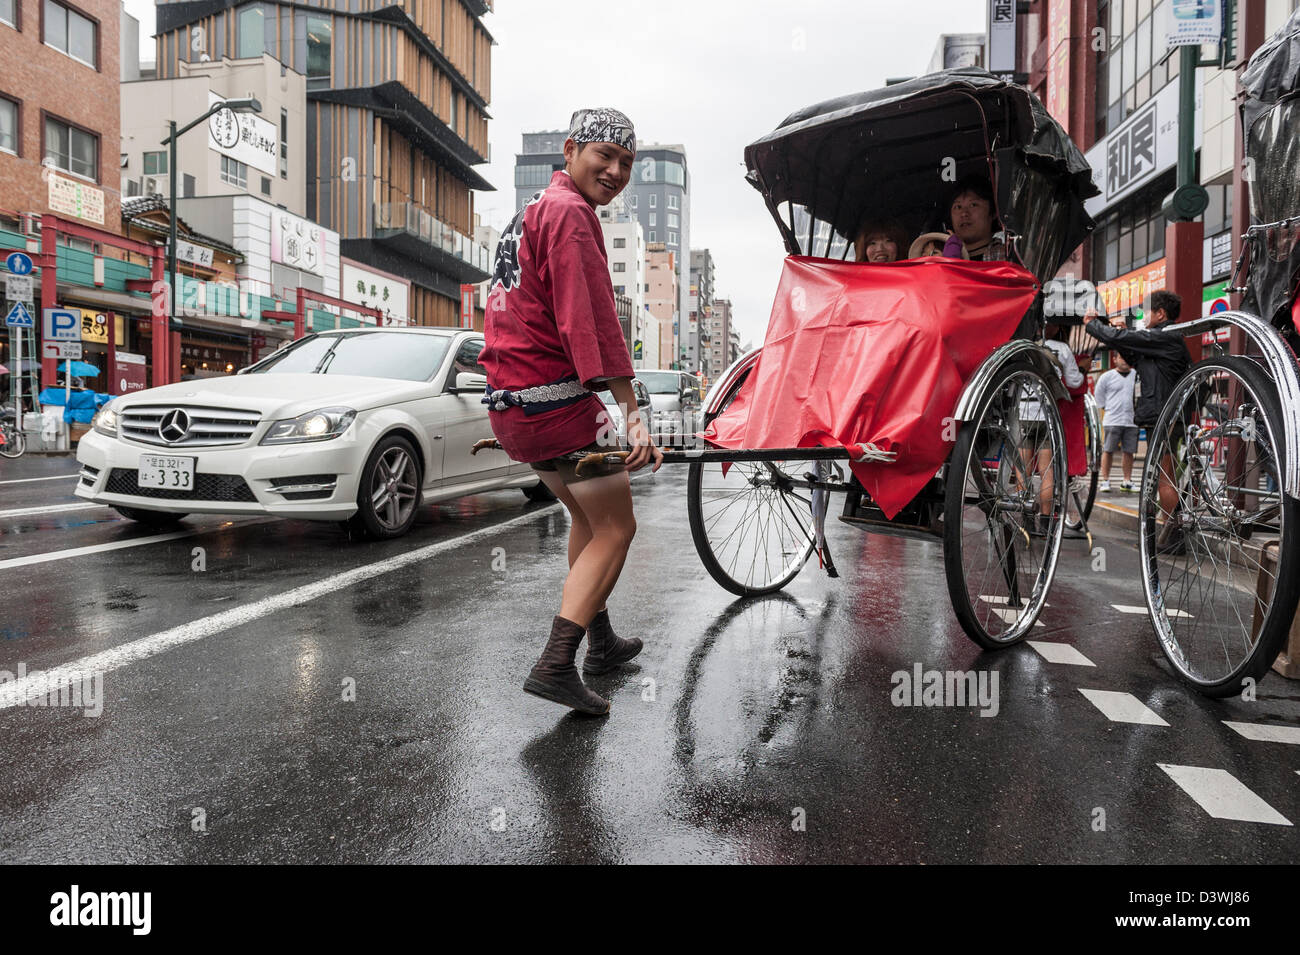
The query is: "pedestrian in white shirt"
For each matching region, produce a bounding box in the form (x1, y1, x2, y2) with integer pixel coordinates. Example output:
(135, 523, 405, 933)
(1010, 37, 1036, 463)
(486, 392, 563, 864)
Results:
(1093, 355, 1138, 493)
(1019, 325, 1086, 536)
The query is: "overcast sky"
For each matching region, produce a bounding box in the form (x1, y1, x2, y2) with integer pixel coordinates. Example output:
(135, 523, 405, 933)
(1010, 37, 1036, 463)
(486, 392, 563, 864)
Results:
(124, 0, 988, 347)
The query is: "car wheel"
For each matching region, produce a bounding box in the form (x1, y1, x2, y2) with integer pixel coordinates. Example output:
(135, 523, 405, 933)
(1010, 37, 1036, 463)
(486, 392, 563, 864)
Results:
(347, 435, 422, 539)
(113, 505, 188, 527)
(522, 481, 556, 502)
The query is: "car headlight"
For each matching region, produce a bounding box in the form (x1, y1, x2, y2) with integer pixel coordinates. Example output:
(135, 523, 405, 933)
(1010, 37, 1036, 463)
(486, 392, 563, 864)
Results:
(259, 406, 357, 445)
(91, 401, 119, 436)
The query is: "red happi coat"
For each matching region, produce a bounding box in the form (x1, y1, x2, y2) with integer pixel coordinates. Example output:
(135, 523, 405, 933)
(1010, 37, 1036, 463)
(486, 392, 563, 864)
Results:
(479, 170, 635, 463)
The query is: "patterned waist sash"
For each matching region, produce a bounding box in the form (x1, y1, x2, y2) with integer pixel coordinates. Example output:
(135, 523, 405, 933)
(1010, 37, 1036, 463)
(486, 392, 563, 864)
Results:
(483, 374, 593, 416)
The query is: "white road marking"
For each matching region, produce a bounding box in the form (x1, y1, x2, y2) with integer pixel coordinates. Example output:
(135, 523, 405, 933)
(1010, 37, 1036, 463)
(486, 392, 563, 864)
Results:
(0, 504, 559, 710)
(1078, 688, 1169, 725)
(0, 518, 273, 570)
(1027, 641, 1095, 666)
(1158, 764, 1292, 825)
(979, 595, 1049, 607)
(1112, 603, 1193, 618)
(1223, 721, 1300, 745)
(0, 502, 105, 519)
(0, 474, 80, 485)
(988, 607, 1045, 627)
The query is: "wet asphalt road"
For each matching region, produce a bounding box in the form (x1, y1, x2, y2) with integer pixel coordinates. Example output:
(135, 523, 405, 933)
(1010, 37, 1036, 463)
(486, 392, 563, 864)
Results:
(1, 453, 1297, 864)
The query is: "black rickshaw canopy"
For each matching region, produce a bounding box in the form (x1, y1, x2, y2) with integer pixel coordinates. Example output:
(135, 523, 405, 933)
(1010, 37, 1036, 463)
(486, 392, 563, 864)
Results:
(743, 68, 1098, 284)
(1239, 7, 1300, 326)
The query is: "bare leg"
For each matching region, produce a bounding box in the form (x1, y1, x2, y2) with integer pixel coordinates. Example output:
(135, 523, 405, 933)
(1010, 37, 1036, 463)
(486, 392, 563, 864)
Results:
(536, 470, 635, 627)
(1037, 448, 1054, 516)
(1121, 451, 1134, 483)
(1101, 450, 1113, 481)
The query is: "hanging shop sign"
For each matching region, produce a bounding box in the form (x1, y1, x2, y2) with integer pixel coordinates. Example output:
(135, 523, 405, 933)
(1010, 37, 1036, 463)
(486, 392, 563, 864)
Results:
(208, 92, 278, 176)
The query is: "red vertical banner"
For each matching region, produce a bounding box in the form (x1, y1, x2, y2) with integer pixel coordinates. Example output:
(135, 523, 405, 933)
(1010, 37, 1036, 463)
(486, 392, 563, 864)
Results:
(459, 284, 476, 329)
(1046, 0, 1071, 128)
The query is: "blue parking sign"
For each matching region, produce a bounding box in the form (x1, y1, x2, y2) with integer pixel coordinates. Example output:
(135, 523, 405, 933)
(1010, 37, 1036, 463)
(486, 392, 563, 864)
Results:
(43, 306, 80, 340)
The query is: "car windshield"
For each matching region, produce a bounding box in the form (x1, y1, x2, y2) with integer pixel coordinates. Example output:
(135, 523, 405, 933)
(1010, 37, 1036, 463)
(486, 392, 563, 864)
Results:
(248, 332, 452, 381)
(637, 372, 681, 394)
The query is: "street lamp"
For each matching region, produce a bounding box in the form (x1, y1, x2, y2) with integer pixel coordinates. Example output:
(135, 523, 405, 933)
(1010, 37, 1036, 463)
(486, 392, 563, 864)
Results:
(159, 97, 261, 378)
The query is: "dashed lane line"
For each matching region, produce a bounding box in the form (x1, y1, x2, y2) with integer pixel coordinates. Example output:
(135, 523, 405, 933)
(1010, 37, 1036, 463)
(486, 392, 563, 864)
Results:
(0, 474, 80, 485)
(1112, 603, 1193, 618)
(0, 503, 559, 710)
(1223, 721, 1300, 745)
(1026, 641, 1095, 666)
(0, 517, 275, 571)
(1078, 688, 1169, 725)
(1158, 764, 1293, 826)
(0, 502, 105, 519)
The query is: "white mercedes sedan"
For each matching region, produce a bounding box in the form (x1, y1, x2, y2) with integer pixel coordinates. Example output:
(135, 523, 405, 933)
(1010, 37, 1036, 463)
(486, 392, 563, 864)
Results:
(75, 327, 551, 539)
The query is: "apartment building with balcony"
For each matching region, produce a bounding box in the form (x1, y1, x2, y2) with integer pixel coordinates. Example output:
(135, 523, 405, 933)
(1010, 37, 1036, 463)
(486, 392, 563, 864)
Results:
(152, 0, 495, 327)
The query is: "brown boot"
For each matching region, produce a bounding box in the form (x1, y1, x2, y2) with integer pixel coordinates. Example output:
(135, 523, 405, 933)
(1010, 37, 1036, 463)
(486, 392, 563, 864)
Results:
(582, 608, 643, 676)
(523, 615, 610, 715)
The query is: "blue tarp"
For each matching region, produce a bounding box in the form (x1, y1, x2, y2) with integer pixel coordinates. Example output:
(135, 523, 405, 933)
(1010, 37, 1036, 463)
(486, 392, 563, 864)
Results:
(37, 389, 114, 423)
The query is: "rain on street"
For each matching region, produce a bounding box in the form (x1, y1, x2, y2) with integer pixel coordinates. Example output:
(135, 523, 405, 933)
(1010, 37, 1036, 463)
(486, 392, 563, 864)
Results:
(1, 453, 1297, 864)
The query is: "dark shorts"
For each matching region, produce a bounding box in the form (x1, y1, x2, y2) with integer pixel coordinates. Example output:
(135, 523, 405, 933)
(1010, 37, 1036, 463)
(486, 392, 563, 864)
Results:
(1018, 420, 1050, 449)
(529, 441, 626, 484)
(1103, 425, 1140, 454)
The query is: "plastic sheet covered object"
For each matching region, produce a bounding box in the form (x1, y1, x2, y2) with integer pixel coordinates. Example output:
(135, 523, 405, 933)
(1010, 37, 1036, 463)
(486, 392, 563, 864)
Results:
(703, 256, 1040, 518)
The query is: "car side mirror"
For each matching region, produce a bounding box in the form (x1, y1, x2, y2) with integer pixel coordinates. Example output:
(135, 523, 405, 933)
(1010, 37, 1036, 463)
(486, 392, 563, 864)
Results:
(450, 371, 487, 394)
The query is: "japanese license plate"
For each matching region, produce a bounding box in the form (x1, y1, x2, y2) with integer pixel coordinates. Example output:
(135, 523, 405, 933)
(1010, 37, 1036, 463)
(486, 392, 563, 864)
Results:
(138, 454, 196, 490)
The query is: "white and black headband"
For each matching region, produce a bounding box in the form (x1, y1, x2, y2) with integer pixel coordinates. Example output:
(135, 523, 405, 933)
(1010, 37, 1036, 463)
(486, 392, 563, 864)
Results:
(568, 107, 636, 154)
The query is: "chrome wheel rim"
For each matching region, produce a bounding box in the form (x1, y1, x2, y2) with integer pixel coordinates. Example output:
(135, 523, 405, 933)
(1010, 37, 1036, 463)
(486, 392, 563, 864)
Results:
(370, 447, 418, 531)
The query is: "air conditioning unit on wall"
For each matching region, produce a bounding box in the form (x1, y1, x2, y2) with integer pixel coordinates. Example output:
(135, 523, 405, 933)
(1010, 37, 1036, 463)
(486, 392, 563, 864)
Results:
(144, 176, 161, 196)
(20, 212, 42, 236)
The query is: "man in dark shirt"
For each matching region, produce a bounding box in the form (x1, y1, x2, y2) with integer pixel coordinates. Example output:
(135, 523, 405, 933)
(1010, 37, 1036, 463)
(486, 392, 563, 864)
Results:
(1086, 291, 1194, 550)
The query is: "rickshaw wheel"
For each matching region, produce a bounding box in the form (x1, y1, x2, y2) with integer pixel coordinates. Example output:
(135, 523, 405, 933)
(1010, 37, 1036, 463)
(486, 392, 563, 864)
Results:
(1065, 470, 1099, 530)
(1138, 356, 1300, 696)
(943, 363, 1067, 649)
(687, 457, 819, 597)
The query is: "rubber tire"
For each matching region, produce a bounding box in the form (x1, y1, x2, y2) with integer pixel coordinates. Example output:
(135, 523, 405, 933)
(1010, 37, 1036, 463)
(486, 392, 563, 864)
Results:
(0, 429, 24, 458)
(1141, 355, 1300, 696)
(522, 480, 556, 502)
(943, 361, 1065, 650)
(686, 458, 815, 598)
(113, 505, 188, 526)
(346, 434, 422, 540)
(687, 363, 814, 596)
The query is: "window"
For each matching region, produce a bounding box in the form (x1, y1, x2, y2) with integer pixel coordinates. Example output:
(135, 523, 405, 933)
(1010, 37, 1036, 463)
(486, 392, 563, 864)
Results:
(237, 4, 265, 58)
(44, 0, 97, 68)
(1, 0, 16, 28)
(649, 194, 657, 208)
(280, 108, 288, 179)
(261, 175, 272, 195)
(614, 285, 625, 294)
(613, 237, 626, 249)
(220, 154, 248, 187)
(451, 338, 486, 378)
(613, 262, 626, 272)
(668, 194, 678, 210)
(513, 164, 552, 188)
(305, 14, 331, 78)
(142, 150, 167, 175)
(44, 116, 96, 180)
(667, 213, 679, 228)
(0, 97, 16, 155)
(648, 231, 656, 242)
(668, 232, 678, 246)
(648, 212, 656, 227)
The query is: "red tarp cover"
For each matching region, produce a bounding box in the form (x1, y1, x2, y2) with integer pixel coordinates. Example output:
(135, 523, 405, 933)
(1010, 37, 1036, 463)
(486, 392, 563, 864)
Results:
(702, 256, 1040, 518)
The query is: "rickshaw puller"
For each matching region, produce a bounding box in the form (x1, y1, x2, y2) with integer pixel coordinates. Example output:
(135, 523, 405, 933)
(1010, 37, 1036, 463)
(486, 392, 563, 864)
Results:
(479, 107, 663, 717)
